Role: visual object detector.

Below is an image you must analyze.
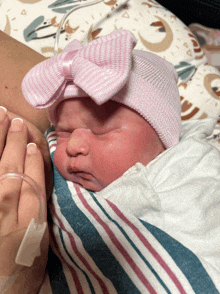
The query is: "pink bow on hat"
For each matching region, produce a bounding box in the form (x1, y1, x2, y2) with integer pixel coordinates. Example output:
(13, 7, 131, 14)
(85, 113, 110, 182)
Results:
(22, 30, 137, 109)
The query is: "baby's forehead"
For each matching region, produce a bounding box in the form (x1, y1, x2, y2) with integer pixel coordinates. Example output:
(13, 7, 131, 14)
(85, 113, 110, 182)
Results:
(55, 98, 146, 126)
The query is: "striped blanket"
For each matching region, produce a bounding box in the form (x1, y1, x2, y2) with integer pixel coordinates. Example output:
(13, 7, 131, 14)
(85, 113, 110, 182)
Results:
(39, 126, 219, 294)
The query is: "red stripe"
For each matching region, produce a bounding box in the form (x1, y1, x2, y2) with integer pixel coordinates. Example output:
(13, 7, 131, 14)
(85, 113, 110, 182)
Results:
(68, 263, 84, 294)
(51, 199, 110, 294)
(47, 135, 57, 143)
(106, 200, 187, 294)
(49, 143, 57, 151)
(47, 137, 56, 143)
(75, 184, 157, 294)
(49, 221, 84, 294)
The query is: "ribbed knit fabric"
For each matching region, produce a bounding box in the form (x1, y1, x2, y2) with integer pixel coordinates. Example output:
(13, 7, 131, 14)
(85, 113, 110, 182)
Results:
(22, 30, 181, 149)
(22, 30, 136, 108)
(111, 50, 181, 149)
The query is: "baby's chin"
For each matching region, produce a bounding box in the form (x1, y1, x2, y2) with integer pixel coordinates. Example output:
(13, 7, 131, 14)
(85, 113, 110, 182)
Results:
(73, 178, 104, 192)
(63, 172, 105, 192)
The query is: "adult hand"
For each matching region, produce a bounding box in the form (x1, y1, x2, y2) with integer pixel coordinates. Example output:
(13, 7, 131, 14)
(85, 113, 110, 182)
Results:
(0, 107, 49, 293)
(5, 109, 53, 200)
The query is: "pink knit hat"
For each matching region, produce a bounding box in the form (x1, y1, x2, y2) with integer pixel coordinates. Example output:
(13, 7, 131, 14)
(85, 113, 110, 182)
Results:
(22, 30, 181, 149)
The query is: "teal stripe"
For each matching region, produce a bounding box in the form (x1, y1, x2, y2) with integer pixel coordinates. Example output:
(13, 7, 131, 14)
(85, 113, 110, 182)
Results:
(45, 125, 55, 137)
(141, 221, 220, 294)
(47, 246, 71, 294)
(89, 191, 172, 294)
(59, 228, 95, 294)
(51, 154, 140, 294)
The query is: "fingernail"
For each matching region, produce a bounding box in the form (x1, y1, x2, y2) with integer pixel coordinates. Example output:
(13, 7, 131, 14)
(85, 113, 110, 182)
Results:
(27, 143, 37, 154)
(10, 118, 24, 131)
(0, 106, 7, 122)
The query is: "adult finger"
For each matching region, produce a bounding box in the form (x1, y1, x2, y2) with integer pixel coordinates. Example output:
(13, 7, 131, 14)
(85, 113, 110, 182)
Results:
(18, 143, 47, 227)
(0, 176, 23, 235)
(0, 118, 28, 234)
(6, 110, 53, 199)
(0, 107, 10, 156)
(0, 118, 28, 175)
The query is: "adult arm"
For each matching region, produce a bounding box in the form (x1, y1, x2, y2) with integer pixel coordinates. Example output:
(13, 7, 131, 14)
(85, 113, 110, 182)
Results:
(0, 110, 49, 293)
(0, 30, 50, 134)
(0, 31, 53, 197)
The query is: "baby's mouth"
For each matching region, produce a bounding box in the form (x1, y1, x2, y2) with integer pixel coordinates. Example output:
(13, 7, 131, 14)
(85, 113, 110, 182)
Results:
(67, 163, 90, 178)
(73, 171, 93, 181)
(70, 171, 102, 192)
(66, 164, 102, 191)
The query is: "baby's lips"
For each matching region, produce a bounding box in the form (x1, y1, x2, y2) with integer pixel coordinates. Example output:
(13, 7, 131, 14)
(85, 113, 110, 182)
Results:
(66, 158, 89, 173)
(73, 171, 93, 181)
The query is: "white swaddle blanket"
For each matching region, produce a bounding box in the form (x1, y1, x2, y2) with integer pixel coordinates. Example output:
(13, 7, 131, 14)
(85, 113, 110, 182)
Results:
(40, 118, 220, 293)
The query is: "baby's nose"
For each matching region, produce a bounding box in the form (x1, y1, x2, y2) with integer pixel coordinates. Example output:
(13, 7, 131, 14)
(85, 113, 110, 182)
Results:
(66, 129, 90, 157)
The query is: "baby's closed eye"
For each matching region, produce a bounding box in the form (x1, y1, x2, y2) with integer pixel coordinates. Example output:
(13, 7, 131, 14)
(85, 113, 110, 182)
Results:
(91, 125, 121, 136)
(56, 123, 120, 139)
(56, 131, 72, 138)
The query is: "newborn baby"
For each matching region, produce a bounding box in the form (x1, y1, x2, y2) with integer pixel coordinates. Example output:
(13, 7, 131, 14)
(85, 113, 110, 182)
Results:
(21, 30, 220, 293)
(22, 30, 181, 192)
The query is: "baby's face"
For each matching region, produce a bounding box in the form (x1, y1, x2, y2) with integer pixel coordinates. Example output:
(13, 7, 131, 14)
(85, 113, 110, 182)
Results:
(53, 98, 165, 191)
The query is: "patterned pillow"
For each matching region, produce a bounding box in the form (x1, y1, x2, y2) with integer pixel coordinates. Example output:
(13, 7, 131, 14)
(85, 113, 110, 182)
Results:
(1, 0, 220, 120)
